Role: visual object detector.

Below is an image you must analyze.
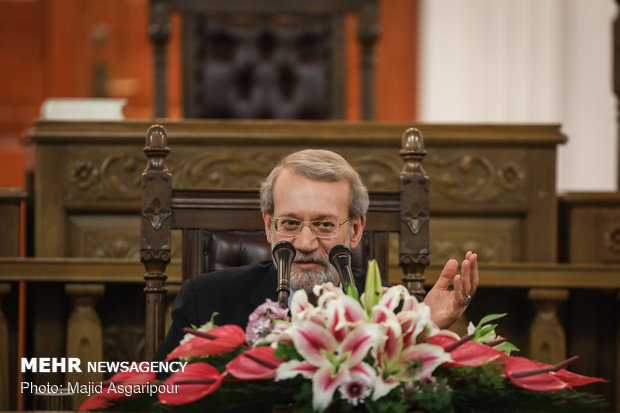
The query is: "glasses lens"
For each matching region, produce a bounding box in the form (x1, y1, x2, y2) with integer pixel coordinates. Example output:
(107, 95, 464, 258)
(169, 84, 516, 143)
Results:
(275, 218, 301, 236)
(311, 220, 337, 238)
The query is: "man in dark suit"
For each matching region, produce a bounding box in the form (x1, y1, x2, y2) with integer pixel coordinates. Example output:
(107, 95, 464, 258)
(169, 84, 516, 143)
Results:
(155, 149, 478, 361)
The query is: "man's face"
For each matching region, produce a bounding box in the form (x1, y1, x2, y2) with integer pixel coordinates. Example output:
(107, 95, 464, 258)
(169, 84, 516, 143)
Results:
(263, 168, 364, 294)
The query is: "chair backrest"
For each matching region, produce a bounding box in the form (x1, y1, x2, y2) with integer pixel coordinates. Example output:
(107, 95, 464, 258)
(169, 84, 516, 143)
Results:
(149, 0, 379, 119)
(140, 124, 429, 359)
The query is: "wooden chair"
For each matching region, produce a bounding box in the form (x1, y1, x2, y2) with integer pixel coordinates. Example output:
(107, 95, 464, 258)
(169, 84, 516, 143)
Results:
(149, 0, 380, 119)
(140, 124, 429, 360)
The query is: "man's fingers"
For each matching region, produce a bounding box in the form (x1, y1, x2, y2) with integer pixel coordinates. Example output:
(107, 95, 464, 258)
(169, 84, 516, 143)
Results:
(461, 259, 471, 295)
(469, 253, 479, 295)
(436, 259, 459, 290)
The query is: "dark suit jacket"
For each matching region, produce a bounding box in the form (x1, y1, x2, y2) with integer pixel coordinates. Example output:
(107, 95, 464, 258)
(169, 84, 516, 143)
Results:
(154, 260, 368, 361)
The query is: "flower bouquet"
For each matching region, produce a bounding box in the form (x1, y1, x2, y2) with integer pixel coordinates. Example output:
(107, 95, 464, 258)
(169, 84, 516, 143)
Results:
(80, 261, 608, 412)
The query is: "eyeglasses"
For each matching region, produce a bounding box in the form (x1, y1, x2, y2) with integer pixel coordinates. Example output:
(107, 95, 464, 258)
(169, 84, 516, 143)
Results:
(272, 217, 350, 239)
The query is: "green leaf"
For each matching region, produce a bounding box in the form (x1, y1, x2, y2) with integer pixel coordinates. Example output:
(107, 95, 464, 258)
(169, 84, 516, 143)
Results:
(475, 324, 498, 338)
(477, 313, 507, 328)
(494, 341, 520, 353)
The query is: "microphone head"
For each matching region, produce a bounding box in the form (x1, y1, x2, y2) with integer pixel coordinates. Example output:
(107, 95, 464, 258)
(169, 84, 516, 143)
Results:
(272, 241, 296, 261)
(329, 245, 352, 264)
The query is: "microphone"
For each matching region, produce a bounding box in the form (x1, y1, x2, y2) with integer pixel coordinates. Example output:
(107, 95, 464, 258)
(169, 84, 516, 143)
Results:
(272, 241, 296, 309)
(329, 245, 357, 295)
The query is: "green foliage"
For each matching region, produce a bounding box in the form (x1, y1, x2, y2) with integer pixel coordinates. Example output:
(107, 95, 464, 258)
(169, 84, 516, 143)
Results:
(275, 342, 303, 361)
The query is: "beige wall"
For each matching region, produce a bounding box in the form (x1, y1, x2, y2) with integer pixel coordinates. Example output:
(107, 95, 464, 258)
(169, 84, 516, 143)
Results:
(418, 0, 617, 192)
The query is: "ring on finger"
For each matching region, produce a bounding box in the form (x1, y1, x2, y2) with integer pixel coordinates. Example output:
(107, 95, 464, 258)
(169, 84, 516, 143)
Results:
(461, 294, 472, 306)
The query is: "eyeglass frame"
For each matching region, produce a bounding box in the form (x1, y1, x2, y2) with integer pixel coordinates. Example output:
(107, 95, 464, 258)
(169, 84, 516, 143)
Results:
(270, 216, 351, 239)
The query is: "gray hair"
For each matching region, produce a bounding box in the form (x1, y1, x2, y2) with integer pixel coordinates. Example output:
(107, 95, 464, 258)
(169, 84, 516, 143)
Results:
(260, 149, 369, 218)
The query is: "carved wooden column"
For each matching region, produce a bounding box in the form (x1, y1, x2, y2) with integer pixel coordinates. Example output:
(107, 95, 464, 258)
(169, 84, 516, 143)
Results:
(398, 127, 430, 296)
(141, 125, 172, 360)
(528, 288, 568, 364)
(0, 283, 10, 410)
(65, 284, 104, 407)
(358, 0, 380, 120)
(150, 0, 171, 118)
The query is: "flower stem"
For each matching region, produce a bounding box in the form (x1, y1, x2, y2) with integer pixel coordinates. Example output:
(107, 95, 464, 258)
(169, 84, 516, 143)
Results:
(243, 352, 278, 369)
(485, 338, 507, 347)
(445, 333, 475, 352)
(511, 356, 580, 378)
(182, 327, 218, 340)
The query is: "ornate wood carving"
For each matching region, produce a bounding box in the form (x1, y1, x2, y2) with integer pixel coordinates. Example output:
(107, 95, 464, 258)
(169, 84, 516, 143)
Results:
(398, 127, 429, 296)
(527, 288, 568, 365)
(141, 124, 172, 360)
(426, 152, 526, 203)
(65, 283, 104, 407)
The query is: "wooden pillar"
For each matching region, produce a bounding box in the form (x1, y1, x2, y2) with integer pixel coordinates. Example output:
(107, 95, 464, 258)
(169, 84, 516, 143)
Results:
(398, 127, 430, 296)
(141, 125, 172, 360)
(0, 283, 10, 410)
(528, 288, 568, 364)
(65, 283, 104, 408)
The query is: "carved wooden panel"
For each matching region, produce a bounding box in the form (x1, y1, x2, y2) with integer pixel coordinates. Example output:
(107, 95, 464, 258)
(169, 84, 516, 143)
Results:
(430, 217, 522, 263)
(560, 192, 620, 264)
(32, 120, 562, 263)
(67, 215, 182, 259)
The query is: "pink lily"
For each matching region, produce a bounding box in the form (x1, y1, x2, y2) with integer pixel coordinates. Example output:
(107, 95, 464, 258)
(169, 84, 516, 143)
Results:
(276, 318, 384, 411)
(371, 304, 450, 400)
(165, 324, 245, 361)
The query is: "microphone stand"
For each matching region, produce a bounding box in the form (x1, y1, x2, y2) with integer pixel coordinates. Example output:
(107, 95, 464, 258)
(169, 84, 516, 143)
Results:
(329, 245, 357, 295)
(272, 241, 296, 309)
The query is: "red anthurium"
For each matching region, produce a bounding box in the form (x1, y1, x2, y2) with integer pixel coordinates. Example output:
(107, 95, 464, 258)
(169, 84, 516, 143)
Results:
(506, 356, 568, 391)
(158, 362, 224, 405)
(226, 346, 283, 380)
(506, 356, 605, 391)
(553, 368, 606, 387)
(165, 324, 245, 361)
(429, 335, 506, 367)
(79, 371, 156, 411)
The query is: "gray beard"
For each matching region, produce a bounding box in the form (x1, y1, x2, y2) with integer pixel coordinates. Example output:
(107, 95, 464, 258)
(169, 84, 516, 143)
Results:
(270, 230, 351, 295)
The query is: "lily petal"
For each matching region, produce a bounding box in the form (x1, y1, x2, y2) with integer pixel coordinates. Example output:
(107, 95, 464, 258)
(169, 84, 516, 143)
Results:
(401, 343, 452, 381)
(341, 324, 385, 367)
(312, 364, 346, 412)
(276, 359, 318, 381)
(287, 320, 338, 365)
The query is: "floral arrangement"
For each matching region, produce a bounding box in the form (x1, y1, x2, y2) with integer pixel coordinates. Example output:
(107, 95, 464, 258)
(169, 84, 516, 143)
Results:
(80, 261, 608, 413)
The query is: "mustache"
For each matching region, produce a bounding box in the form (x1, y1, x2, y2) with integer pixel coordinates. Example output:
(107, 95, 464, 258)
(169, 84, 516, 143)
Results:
(294, 251, 328, 265)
